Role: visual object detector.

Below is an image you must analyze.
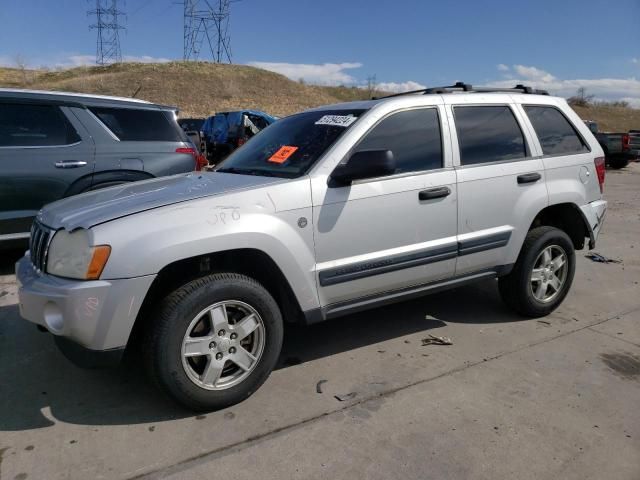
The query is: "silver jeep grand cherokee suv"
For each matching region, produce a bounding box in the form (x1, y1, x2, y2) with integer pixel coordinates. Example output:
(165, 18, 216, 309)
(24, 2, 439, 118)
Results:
(16, 83, 607, 411)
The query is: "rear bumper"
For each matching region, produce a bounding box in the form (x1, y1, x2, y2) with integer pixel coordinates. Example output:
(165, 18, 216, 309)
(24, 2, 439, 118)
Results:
(16, 256, 156, 353)
(580, 199, 607, 249)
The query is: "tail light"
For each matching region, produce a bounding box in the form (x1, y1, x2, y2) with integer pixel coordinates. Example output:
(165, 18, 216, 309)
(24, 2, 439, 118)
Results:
(622, 133, 630, 151)
(237, 137, 247, 147)
(594, 156, 606, 194)
(175, 146, 201, 171)
(195, 153, 208, 171)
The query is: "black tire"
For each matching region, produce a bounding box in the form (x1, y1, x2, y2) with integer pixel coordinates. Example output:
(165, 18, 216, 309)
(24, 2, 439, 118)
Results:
(608, 156, 629, 169)
(144, 273, 283, 411)
(499, 226, 575, 318)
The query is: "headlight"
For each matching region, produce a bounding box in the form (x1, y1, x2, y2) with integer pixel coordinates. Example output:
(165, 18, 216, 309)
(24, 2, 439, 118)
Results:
(46, 229, 111, 280)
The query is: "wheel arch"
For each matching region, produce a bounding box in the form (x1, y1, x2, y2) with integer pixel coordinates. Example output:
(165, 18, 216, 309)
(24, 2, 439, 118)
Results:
(127, 248, 304, 349)
(529, 203, 592, 250)
(64, 169, 155, 197)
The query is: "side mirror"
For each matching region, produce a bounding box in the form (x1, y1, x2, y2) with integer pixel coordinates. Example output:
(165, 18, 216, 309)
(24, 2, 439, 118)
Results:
(329, 149, 396, 187)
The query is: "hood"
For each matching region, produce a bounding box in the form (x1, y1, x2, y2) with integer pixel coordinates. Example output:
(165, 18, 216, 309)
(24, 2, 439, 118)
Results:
(39, 172, 285, 231)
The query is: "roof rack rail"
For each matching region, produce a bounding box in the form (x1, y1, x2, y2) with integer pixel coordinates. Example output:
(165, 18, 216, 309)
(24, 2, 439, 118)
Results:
(373, 82, 549, 100)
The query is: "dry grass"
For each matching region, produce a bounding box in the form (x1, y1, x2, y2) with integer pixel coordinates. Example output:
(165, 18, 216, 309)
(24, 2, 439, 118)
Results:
(0, 62, 373, 117)
(572, 105, 640, 132)
(1, 62, 639, 131)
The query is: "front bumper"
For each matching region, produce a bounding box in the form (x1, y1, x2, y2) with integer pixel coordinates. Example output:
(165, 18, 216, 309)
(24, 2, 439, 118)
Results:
(16, 256, 156, 359)
(580, 199, 607, 249)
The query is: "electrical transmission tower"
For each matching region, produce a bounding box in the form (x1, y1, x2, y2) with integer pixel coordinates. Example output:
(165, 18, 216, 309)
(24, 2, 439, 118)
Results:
(183, 0, 238, 63)
(88, 0, 126, 65)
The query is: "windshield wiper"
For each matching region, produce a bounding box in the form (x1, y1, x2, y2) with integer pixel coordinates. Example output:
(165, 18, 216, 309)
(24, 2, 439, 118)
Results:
(216, 167, 285, 178)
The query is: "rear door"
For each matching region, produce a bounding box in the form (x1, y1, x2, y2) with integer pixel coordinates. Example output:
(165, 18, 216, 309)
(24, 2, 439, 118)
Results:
(447, 97, 548, 275)
(82, 106, 194, 179)
(0, 102, 94, 237)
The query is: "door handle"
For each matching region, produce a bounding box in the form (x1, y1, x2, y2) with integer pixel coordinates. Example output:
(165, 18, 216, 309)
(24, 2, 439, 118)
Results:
(517, 172, 541, 184)
(55, 161, 88, 169)
(419, 186, 451, 201)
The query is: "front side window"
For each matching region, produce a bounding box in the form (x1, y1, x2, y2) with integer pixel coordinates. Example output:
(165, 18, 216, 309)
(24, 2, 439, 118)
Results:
(89, 107, 183, 142)
(0, 103, 80, 147)
(217, 109, 366, 178)
(524, 105, 588, 155)
(355, 108, 443, 174)
(454, 106, 526, 165)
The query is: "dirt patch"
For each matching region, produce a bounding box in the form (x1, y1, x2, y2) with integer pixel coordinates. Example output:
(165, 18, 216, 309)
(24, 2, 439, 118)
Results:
(600, 352, 640, 380)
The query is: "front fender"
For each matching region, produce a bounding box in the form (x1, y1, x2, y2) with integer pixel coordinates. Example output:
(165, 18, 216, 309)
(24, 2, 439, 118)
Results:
(93, 181, 319, 311)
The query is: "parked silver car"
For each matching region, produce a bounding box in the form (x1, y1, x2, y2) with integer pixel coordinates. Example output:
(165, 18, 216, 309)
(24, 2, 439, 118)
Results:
(0, 89, 199, 246)
(16, 83, 607, 411)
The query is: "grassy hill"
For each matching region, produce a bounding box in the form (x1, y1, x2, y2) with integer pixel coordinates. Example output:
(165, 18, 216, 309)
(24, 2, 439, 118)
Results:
(1, 62, 639, 131)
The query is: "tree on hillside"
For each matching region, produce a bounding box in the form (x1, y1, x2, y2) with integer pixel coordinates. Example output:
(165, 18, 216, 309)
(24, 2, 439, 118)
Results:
(568, 87, 595, 107)
(365, 74, 377, 99)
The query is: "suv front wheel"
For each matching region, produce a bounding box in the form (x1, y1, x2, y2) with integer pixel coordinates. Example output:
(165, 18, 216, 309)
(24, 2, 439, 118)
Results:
(145, 273, 283, 411)
(499, 226, 576, 317)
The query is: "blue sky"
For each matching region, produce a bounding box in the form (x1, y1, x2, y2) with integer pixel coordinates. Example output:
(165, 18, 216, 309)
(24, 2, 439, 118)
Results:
(1, 0, 639, 104)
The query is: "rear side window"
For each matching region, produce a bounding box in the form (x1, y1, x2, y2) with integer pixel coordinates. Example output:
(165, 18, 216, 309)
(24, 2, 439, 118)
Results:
(89, 107, 183, 141)
(524, 106, 588, 155)
(454, 106, 526, 165)
(0, 103, 80, 147)
(356, 108, 443, 173)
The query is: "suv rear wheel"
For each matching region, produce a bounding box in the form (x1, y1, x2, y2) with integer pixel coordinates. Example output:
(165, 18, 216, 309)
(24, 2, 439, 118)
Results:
(499, 226, 575, 317)
(144, 273, 283, 411)
(608, 156, 629, 169)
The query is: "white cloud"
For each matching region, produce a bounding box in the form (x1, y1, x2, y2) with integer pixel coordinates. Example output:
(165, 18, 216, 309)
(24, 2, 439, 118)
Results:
(375, 80, 426, 93)
(123, 55, 172, 64)
(64, 54, 172, 68)
(492, 64, 640, 107)
(632, 58, 639, 65)
(0, 53, 173, 69)
(512, 64, 556, 83)
(247, 61, 362, 85)
(497, 63, 510, 72)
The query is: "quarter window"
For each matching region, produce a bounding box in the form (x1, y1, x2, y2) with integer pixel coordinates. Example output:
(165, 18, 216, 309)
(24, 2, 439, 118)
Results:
(89, 107, 183, 141)
(524, 106, 588, 155)
(355, 108, 443, 174)
(454, 106, 526, 165)
(0, 103, 80, 147)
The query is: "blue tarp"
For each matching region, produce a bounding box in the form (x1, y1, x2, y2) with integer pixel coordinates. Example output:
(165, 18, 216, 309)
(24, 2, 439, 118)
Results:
(202, 110, 277, 144)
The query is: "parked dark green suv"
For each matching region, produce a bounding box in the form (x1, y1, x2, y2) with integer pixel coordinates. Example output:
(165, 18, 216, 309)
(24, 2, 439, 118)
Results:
(0, 89, 199, 246)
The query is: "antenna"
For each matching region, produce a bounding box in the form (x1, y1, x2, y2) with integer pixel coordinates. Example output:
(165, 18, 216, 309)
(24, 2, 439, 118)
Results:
(182, 0, 238, 63)
(88, 0, 126, 65)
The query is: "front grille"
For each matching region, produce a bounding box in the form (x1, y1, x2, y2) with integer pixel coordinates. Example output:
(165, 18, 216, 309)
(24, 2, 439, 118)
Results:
(29, 221, 54, 272)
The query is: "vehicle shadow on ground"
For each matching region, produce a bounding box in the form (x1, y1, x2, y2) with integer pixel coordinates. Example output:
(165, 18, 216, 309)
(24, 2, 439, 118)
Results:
(0, 271, 519, 431)
(0, 248, 24, 275)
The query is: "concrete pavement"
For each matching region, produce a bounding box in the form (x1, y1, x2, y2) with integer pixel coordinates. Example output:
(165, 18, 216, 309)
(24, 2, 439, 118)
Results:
(0, 165, 638, 480)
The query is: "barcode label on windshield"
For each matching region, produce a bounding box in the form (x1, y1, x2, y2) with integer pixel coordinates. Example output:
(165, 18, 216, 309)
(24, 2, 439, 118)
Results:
(315, 115, 357, 127)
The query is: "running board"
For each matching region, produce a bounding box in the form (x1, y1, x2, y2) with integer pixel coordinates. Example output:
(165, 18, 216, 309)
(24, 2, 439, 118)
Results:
(317, 269, 503, 322)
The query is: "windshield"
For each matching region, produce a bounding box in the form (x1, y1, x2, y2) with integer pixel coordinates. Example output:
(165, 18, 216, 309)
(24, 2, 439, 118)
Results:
(216, 109, 366, 178)
(179, 118, 204, 131)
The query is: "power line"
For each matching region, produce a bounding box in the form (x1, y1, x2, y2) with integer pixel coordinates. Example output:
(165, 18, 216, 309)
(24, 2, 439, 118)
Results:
(182, 0, 238, 63)
(88, 0, 126, 65)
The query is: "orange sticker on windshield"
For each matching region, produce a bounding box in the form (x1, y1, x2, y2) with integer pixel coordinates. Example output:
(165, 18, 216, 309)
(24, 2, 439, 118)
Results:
(268, 145, 298, 164)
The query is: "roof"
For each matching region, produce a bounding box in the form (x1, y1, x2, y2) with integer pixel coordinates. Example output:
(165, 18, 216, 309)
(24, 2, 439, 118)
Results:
(0, 88, 177, 110)
(308, 83, 558, 114)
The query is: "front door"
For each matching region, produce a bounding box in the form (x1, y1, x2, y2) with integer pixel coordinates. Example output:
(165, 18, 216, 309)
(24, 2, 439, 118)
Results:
(312, 107, 458, 308)
(0, 102, 94, 236)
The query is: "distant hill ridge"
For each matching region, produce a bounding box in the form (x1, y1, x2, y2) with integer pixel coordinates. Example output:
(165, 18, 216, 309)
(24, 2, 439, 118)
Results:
(1, 61, 638, 131)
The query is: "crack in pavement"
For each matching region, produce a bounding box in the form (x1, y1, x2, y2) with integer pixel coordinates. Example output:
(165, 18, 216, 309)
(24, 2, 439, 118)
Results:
(587, 326, 640, 349)
(130, 304, 640, 480)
